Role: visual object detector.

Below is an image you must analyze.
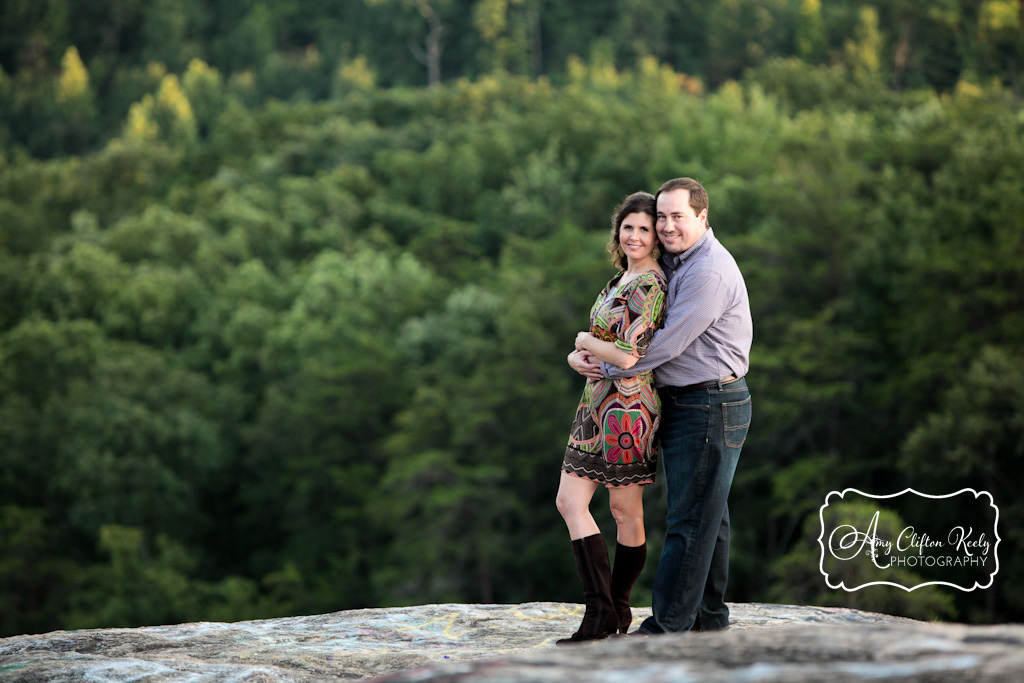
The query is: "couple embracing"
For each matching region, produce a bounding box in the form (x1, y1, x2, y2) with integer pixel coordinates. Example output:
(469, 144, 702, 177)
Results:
(555, 177, 753, 642)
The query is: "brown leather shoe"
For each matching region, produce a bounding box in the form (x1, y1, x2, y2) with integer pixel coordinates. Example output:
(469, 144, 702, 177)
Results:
(610, 541, 646, 634)
(556, 534, 619, 645)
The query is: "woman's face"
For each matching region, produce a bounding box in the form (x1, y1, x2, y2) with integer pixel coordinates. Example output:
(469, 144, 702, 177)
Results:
(619, 211, 657, 264)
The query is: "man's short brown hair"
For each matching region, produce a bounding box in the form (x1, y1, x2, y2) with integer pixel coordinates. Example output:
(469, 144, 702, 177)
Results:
(656, 178, 708, 217)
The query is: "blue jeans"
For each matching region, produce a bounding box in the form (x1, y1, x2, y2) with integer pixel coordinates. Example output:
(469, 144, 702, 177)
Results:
(639, 378, 751, 633)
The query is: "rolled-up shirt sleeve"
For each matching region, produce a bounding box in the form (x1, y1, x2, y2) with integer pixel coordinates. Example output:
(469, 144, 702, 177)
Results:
(602, 270, 725, 380)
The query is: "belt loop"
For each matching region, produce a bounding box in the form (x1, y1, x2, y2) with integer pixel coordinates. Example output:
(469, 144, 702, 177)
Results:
(716, 378, 723, 390)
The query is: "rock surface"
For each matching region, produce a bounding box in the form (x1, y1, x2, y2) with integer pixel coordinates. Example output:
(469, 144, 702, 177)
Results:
(0, 602, 1021, 682)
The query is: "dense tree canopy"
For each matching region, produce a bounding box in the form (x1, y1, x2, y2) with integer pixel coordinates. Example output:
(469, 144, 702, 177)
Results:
(4, 0, 1024, 157)
(1, 1, 1023, 637)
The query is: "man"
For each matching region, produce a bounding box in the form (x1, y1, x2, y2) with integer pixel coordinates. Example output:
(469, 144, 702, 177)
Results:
(568, 177, 752, 634)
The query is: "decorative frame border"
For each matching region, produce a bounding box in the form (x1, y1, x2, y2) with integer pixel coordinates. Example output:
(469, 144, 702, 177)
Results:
(817, 488, 1000, 592)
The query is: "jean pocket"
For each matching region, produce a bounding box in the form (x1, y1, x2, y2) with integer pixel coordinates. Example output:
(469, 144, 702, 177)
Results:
(722, 396, 751, 448)
(669, 395, 710, 411)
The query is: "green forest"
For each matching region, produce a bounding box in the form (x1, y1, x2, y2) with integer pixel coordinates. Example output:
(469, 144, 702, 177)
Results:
(1, 0, 1023, 637)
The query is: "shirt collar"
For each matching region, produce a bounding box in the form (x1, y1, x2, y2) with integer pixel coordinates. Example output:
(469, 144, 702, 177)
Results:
(660, 227, 714, 274)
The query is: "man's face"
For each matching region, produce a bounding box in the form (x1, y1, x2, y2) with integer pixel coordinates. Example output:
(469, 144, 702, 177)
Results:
(656, 189, 708, 254)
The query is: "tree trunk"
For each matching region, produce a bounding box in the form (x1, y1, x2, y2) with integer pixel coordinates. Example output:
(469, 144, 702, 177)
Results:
(413, 0, 445, 87)
(528, 6, 542, 78)
(891, 22, 914, 91)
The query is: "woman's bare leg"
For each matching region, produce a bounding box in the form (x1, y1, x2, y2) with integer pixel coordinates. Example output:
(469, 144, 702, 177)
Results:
(608, 485, 645, 546)
(555, 471, 601, 540)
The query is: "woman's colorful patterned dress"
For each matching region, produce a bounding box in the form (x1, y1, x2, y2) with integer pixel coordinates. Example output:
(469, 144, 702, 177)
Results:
(562, 270, 667, 488)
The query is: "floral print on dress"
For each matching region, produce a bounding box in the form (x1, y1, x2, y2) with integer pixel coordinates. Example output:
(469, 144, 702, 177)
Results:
(603, 409, 647, 464)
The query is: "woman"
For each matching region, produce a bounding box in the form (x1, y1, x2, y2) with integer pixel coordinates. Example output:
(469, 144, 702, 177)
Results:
(556, 191, 667, 643)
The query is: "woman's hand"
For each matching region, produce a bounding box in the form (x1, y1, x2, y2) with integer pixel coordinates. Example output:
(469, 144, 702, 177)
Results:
(572, 331, 638, 372)
(575, 331, 595, 352)
(567, 349, 603, 380)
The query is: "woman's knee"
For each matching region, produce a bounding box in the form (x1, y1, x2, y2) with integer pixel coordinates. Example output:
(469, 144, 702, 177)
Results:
(608, 496, 643, 526)
(556, 489, 587, 519)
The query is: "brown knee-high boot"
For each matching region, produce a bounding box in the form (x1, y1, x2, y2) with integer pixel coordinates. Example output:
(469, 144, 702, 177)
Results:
(610, 541, 647, 634)
(556, 534, 619, 645)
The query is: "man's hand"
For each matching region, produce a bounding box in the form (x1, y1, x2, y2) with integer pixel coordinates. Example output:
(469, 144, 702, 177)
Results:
(567, 349, 603, 380)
